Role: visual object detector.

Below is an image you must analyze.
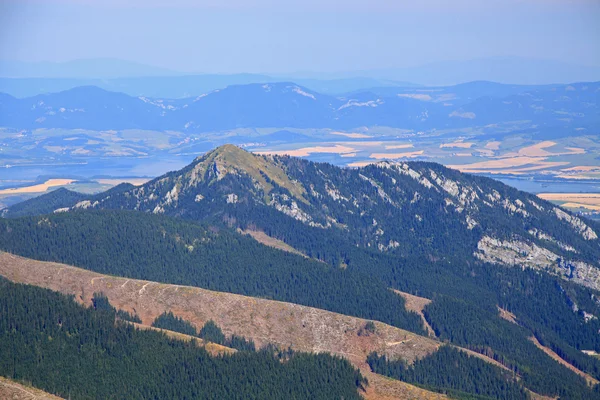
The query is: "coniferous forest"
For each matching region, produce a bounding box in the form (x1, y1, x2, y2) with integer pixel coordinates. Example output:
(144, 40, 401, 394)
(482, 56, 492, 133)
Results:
(0, 277, 367, 400)
(367, 346, 528, 400)
(2, 148, 600, 399)
(2, 209, 600, 398)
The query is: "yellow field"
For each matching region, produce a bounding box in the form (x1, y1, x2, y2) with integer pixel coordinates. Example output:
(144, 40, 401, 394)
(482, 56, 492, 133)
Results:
(0, 179, 75, 195)
(385, 144, 413, 150)
(485, 141, 501, 150)
(256, 145, 355, 157)
(537, 193, 600, 211)
(96, 178, 151, 186)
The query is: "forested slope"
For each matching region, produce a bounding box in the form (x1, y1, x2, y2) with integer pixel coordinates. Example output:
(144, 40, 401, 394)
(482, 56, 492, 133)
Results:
(0, 210, 425, 335)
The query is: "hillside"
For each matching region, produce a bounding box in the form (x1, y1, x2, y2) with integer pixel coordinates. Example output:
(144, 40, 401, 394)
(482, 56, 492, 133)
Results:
(0, 251, 529, 400)
(0, 274, 367, 400)
(13, 144, 599, 291)
(0, 252, 583, 400)
(4, 145, 600, 398)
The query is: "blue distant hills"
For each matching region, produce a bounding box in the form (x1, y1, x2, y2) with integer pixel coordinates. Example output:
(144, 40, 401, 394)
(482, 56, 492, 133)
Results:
(0, 81, 598, 135)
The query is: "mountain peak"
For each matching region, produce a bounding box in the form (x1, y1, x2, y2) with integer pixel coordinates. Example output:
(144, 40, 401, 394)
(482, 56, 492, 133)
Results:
(190, 144, 308, 203)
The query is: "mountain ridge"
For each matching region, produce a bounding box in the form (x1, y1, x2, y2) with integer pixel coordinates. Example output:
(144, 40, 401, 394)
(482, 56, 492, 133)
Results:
(1, 81, 597, 134)
(4, 145, 600, 398)
(6, 144, 600, 291)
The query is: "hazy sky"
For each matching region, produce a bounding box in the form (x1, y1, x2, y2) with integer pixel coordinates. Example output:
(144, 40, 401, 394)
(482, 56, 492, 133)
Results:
(1, 0, 599, 74)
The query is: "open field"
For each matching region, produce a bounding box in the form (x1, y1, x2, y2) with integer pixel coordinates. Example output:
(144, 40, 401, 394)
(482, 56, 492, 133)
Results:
(256, 145, 356, 157)
(96, 178, 151, 186)
(538, 193, 600, 212)
(240, 229, 309, 258)
(370, 151, 424, 160)
(0, 179, 75, 195)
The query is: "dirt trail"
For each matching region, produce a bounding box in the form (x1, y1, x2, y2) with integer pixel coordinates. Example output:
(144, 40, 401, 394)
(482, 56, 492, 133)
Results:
(529, 336, 599, 386)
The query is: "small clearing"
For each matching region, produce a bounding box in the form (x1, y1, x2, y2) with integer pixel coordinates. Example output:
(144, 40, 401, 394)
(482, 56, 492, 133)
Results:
(256, 145, 356, 157)
(498, 307, 518, 324)
(529, 336, 599, 385)
(363, 371, 447, 400)
(239, 229, 308, 258)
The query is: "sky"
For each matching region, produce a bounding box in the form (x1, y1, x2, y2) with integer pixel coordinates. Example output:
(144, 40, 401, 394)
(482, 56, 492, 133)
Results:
(0, 0, 599, 74)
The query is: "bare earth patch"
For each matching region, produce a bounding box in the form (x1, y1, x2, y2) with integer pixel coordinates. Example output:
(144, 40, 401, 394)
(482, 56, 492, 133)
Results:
(0, 377, 62, 400)
(363, 372, 447, 400)
(0, 252, 446, 399)
(498, 307, 518, 324)
(239, 229, 308, 258)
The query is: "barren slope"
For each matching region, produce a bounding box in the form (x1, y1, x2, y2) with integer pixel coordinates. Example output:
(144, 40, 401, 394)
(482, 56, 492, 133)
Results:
(0, 252, 445, 399)
(0, 377, 62, 400)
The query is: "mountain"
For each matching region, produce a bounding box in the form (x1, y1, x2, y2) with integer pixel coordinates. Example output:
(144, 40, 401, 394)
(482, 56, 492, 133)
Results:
(354, 57, 600, 86)
(0, 276, 366, 400)
(1, 81, 598, 132)
(4, 144, 600, 398)
(8, 144, 600, 290)
(0, 75, 417, 98)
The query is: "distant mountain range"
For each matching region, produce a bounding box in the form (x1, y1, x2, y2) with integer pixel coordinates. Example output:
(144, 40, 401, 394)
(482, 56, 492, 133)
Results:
(347, 57, 600, 86)
(0, 58, 181, 79)
(0, 75, 418, 98)
(3, 57, 600, 86)
(1, 81, 598, 135)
